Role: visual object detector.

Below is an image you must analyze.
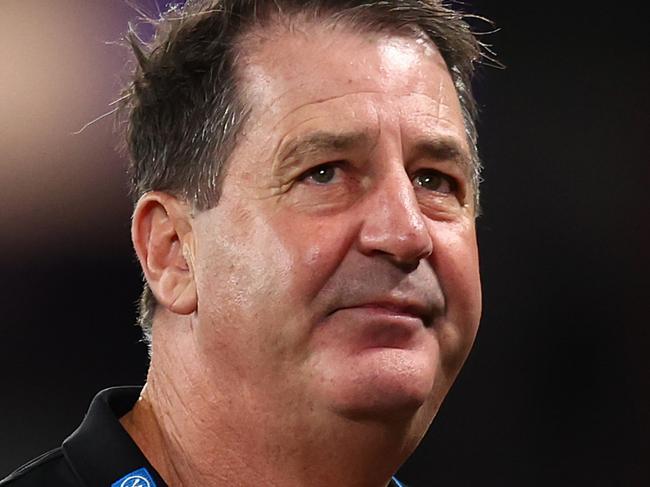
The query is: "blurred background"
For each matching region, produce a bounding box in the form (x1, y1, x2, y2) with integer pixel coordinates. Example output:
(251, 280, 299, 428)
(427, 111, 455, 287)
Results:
(1, 1, 648, 485)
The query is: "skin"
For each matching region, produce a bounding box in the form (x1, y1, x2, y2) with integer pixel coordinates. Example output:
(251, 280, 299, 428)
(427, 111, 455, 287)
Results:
(122, 20, 482, 487)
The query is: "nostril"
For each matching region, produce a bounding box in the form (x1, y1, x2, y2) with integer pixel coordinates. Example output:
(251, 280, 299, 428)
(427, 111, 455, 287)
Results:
(371, 248, 425, 273)
(394, 258, 420, 274)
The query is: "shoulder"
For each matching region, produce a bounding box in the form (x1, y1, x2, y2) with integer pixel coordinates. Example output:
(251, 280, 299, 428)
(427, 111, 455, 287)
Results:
(0, 447, 80, 486)
(1, 387, 161, 487)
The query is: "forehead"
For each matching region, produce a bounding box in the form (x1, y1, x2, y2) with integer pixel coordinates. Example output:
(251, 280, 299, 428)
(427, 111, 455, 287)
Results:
(236, 20, 466, 152)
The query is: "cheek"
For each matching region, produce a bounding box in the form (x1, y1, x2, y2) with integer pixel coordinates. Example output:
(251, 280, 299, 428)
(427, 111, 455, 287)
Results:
(428, 221, 482, 363)
(267, 213, 356, 302)
(199, 226, 294, 317)
(194, 207, 352, 342)
(430, 219, 481, 308)
(191, 211, 302, 373)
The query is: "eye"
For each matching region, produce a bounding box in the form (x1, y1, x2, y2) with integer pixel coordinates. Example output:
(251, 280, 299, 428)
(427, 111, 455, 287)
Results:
(299, 163, 340, 184)
(412, 170, 456, 194)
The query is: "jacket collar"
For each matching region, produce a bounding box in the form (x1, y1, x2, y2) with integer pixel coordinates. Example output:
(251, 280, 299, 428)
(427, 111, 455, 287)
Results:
(62, 386, 167, 487)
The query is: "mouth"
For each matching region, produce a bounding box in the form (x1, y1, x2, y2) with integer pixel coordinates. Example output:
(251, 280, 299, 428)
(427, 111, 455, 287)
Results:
(320, 301, 432, 351)
(337, 299, 436, 328)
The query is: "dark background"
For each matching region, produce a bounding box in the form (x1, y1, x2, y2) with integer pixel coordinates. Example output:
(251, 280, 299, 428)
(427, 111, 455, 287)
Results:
(1, 1, 648, 485)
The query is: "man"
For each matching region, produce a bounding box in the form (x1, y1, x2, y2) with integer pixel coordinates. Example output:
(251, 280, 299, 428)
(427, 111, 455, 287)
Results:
(2, 0, 487, 485)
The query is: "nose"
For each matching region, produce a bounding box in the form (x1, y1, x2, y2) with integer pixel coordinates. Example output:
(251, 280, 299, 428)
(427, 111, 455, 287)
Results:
(356, 167, 433, 270)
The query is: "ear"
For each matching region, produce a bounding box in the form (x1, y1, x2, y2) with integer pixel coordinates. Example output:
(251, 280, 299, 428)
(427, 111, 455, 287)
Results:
(132, 192, 197, 316)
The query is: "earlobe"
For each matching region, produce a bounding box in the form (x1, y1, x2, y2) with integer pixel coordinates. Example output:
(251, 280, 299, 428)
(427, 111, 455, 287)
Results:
(132, 192, 198, 316)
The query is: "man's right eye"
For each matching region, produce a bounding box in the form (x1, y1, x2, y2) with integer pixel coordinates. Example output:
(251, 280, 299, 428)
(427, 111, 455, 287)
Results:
(300, 163, 339, 184)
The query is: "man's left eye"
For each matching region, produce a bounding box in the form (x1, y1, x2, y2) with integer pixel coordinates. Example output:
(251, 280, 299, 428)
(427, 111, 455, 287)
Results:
(412, 170, 456, 194)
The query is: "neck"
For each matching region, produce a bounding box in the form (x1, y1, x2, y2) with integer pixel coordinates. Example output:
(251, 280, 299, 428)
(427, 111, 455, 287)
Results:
(120, 319, 420, 487)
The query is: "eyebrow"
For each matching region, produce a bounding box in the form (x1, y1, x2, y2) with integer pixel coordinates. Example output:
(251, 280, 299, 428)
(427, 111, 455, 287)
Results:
(275, 130, 371, 170)
(413, 137, 473, 175)
(273, 130, 472, 175)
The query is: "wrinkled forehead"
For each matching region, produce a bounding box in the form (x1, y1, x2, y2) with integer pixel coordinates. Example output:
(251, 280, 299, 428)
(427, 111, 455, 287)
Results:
(238, 19, 456, 114)
(231, 17, 464, 153)
(242, 13, 448, 80)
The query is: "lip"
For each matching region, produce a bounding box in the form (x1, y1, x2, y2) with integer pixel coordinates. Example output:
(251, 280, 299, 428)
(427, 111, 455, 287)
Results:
(325, 303, 428, 350)
(338, 299, 433, 327)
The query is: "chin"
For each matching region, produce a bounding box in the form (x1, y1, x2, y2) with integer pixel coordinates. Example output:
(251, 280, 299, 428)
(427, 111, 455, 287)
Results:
(324, 347, 439, 423)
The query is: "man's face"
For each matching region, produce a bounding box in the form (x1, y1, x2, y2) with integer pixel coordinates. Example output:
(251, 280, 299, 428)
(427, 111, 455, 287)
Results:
(189, 23, 481, 433)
